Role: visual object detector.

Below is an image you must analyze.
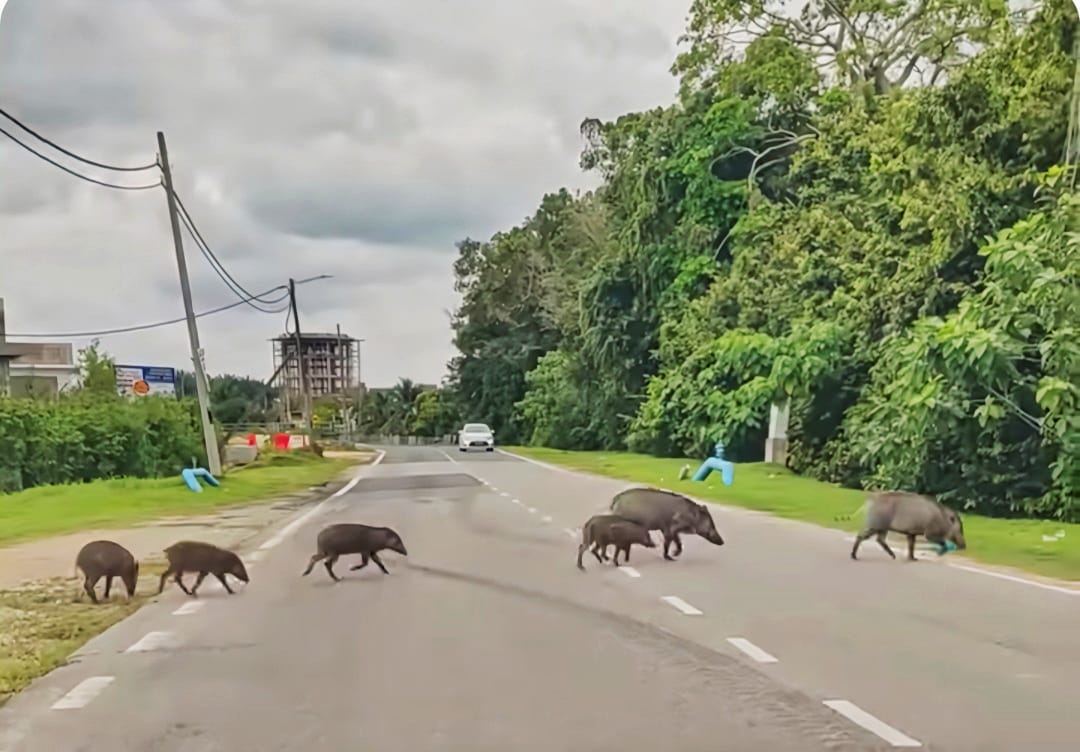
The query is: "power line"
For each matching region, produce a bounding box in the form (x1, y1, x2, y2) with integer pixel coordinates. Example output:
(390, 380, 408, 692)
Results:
(171, 190, 289, 314)
(3, 284, 290, 339)
(0, 124, 161, 191)
(0, 105, 158, 172)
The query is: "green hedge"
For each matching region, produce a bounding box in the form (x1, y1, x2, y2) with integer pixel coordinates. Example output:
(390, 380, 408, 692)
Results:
(0, 396, 204, 492)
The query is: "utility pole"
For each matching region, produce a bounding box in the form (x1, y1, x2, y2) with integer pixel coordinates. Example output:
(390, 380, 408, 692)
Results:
(158, 131, 222, 476)
(289, 278, 315, 440)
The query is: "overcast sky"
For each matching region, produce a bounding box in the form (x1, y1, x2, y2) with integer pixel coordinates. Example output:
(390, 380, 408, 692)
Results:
(0, 0, 686, 387)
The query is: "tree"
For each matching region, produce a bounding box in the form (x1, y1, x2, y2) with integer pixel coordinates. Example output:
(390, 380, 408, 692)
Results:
(76, 339, 117, 396)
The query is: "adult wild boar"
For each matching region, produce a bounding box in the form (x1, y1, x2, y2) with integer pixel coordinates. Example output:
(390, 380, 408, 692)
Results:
(302, 523, 408, 582)
(158, 541, 250, 597)
(850, 491, 967, 562)
(610, 487, 725, 561)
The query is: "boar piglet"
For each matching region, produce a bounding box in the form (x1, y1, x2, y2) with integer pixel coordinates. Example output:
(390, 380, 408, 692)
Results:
(75, 540, 139, 604)
(158, 541, 249, 597)
(302, 523, 408, 582)
(577, 514, 655, 570)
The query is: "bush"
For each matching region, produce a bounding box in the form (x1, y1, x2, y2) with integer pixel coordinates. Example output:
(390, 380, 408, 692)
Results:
(0, 395, 203, 492)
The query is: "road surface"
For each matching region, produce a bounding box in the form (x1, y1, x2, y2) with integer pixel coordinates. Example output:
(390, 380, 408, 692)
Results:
(1, 446, 1077, 751)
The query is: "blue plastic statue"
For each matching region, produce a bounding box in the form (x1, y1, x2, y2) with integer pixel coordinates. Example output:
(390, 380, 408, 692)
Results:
(691, 441, 735, 486)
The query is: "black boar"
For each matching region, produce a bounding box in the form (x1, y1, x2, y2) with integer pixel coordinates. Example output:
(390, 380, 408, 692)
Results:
(577, 514, 655, 570)
(302, 523, 408, 581)
(74, 540, 139, 604)
(157, 541, 249, 597)
(851, 491, 967, 562)
(610, 487, 725, 561)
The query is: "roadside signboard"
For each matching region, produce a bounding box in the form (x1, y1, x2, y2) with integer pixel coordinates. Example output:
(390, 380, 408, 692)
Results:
(115, 364, 177, 397)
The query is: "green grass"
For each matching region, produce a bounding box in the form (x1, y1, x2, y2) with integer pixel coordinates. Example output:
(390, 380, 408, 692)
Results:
(0, 451, 365, 547)
(0, 578, 146, 705)
(506, 447, 1080, 583)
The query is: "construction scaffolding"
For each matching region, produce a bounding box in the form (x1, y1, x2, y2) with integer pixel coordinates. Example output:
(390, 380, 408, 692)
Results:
(270, 331, 361, 419)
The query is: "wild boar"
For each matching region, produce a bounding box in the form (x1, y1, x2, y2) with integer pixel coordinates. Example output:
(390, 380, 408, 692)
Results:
(851, 491, 967, 562)
(576, 514, 655, 570)
(158, 541, 249, 597)
(610, 487, 725, 561)
(302, 523, 408, 582)
(74, 540, 139, 604)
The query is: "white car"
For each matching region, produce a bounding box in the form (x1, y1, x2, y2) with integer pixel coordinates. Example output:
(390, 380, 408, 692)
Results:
(458, 423, 495, 452)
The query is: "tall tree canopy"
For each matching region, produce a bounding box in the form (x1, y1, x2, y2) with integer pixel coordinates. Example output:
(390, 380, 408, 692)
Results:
(448, 0, 1079, 520)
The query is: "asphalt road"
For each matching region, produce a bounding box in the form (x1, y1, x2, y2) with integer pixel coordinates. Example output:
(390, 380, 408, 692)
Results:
(1, 446, 1078, 751)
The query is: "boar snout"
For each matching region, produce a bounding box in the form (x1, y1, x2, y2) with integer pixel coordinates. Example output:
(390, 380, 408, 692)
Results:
(232, 561, 250, 583)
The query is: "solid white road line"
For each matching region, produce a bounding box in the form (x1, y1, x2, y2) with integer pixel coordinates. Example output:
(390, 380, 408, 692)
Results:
(50, 677, 115, 710)
(259, 458, 379, 551)
(124, 631, 175, 653)
(660, 595, 703, 615)
(172, 601, 205, 616)
(619, 567, 641, 579)
(726, 637, 778, 663)
(946, 562, 1080, 597)
(823, 700, 922, 748)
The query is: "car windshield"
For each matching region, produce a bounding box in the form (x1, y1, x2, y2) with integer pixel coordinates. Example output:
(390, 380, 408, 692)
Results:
(463, 424, 491, 433)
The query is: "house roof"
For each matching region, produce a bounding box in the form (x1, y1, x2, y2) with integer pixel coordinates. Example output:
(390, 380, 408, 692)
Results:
(0, 342, 39, 361)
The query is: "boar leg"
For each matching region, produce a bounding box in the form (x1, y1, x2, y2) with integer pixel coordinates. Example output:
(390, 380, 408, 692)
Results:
(611, 546, 624, 566)
(324, 555, 341, 582)
(157, 567, 173, 594)
(349, 553, 370, 572)
(672, 533, 684, 557)
(213, 572, 235, 594)
(103, 575, 113, 600)
(906, 534, 917, 562)
(661, 531, 677, 561)
(190, 571, 209, 596)
(370, 552, 390, 575)
(875, 532, 896, 559)
(174, 572, 193, 596)
(83, 576, 100, 605)
(591, 543, 605, 564)
(302, 553, 325, 576)
(851, 531, 871, 560)
(574, 542, 591, 566)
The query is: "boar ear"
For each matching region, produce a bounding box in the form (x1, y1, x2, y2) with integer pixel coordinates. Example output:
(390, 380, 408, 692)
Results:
(698, 503, 708, 512)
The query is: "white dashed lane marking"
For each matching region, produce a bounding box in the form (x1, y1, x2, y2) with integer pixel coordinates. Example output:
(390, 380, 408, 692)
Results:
(512, 498, 522, 505)
(172, 601, 205, 616)
(124, 631, 176, 653)
(541, 515, 553, 523)
(660, 595, 703, 615)
(726, 637, 778, 663)
(50, 677, 114, 710)
(499, 491, 510, 498)
(823, 700, 922, 747)
(563, 528, 578, 539)
(527, 507, 537, 515)
(619, 567, 641, 579)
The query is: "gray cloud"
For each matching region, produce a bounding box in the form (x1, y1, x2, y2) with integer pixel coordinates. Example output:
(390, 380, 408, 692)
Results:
(0, 0, 684, 386)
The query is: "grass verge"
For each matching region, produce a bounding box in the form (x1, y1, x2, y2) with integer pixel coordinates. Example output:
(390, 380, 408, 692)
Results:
(0, 450, 365, 547)
(506, 447, 1080, 583)
(0, 578, 144, 705)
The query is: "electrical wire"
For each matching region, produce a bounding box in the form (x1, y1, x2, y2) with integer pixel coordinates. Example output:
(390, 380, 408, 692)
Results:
(0, 124, 162, 191)
(0, 105, 158, 172)
(171, 190, 290, 314)
(4, 285, 291, 339)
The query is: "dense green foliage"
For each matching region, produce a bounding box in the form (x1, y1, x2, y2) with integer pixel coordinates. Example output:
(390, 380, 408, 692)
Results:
(448, 0, 1080, 519)
(0, 342, 204, 492)
(357, 378, 461, 438)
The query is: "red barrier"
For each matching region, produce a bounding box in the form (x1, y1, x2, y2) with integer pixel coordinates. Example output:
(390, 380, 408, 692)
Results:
(273, 433, 291, 451)
(247, 433, 257, 446)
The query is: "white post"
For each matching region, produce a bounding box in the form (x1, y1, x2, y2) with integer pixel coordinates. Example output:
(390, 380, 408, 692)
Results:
(765, 400, 790, 466)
